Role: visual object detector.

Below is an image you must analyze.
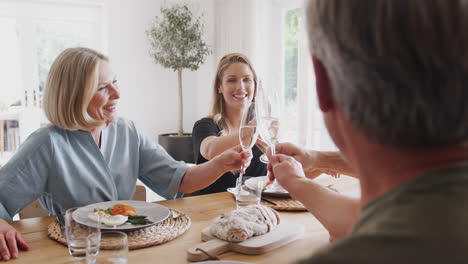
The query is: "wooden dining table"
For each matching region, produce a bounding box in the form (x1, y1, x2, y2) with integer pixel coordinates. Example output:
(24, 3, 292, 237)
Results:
(7, 186, 357, 264)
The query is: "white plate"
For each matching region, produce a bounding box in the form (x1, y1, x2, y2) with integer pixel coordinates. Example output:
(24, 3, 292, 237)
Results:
(197, 261, 252, 264)
(196, 261, 252, 264)
(244, 174, 346, 198)
(73, 200, 170, 230)
(226, 187, 249, 196)
(244, 176, 289, 197)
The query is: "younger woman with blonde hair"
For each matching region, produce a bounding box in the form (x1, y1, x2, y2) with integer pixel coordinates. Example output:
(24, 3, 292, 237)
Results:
(192, 53, 267, 195)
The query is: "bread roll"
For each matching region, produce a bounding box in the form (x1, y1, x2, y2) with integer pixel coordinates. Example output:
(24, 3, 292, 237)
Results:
(209, 204, 281, 242)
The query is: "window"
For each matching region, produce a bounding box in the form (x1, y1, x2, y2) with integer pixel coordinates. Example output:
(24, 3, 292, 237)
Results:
(282, 6, 338, 151)
(36, 19, 98, 105)
(0, 18, 22, 109)
(283, 8, 300, 144)
(0, 0, 104, 162)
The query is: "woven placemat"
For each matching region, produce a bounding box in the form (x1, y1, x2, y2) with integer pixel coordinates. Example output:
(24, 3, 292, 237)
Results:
(48, 209, 191, 250)
(261, 197, 307, 211)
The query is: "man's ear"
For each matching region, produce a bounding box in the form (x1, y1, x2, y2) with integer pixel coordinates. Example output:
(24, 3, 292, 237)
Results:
(312, 55, 334, 112)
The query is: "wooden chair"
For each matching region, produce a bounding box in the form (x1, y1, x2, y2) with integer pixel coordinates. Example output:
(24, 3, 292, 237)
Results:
(19, 185, 147, 219)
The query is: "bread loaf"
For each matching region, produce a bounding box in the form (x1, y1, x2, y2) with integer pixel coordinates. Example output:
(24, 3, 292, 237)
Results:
(209, 204, 281, 242)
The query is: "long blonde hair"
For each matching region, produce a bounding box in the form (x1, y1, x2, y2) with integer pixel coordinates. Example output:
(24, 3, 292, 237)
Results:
(209, 53, 258, 135)
(43, 47, 108, 130)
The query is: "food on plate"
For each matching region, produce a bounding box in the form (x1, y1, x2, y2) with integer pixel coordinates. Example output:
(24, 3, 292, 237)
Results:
(88, 210, 128, 227)
(265, 183, 287, 193)
(209, 204, 280, 242)
(125, 215, 153, 225)
(258, 179, 288, 193)
(264, 180, 273, 190)
(255, 180, 271, 191)
(110, 203, 137, 216)
(88, 203, 153, 226)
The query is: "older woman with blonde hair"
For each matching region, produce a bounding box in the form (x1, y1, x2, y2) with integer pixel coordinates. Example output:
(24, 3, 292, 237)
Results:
(0, 47, 250, 261)
(191, 53, 267, 195)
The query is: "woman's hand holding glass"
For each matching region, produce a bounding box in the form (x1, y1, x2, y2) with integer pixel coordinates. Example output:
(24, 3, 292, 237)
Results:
(215, 145, 252, 173)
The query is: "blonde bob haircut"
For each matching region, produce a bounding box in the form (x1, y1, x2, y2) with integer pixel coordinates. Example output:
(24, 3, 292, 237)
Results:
(43, 47, 107, 131)
(209, 53, 258, 136)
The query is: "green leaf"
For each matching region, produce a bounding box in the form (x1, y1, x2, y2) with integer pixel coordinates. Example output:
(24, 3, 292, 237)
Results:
(146, 4, 212, 71)
(126, 215, 153, 225)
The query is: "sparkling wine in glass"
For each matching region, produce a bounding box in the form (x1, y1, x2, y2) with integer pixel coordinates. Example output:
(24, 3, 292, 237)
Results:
(236, 102, 258, 190)
(260, 116, 279, 154)
(257, 84, 282, 189)
(239, 125, 258, 151)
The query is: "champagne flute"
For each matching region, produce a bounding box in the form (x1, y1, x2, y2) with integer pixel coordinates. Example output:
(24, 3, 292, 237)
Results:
(236, 102, 259, 191)
(257, 84, 282, 189)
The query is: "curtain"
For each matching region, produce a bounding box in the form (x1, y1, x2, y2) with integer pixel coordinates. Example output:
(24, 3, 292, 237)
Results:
(213, 0, 337, 151)
(296, 11, 337, 150)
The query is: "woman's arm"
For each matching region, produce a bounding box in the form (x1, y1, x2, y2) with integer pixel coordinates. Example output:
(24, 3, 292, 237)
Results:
(192, 118, 240, 160)
(179, 146, 251, 193)
(0, 129, 53, 259)
(200, 133, 240, 160)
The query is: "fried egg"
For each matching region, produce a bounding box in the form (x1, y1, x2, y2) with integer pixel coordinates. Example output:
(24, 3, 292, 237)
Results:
(88, 211, 128, 227)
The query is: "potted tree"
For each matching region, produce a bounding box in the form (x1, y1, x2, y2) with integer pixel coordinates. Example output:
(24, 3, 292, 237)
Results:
(147, 4, 211, 163)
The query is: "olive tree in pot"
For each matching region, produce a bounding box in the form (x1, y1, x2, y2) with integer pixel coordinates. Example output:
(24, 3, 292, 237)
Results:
(147, 4, 211, 163)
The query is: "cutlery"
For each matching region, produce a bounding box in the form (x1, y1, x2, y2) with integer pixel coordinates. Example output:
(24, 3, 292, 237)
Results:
(56, 215, 66, 236)
(171, 211, 186, 220)
(327, 184, 338, 193)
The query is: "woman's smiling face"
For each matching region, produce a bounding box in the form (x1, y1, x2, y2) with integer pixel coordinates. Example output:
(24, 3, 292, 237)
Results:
(218, 62, 255, 112)
(87, 60, 120, 125)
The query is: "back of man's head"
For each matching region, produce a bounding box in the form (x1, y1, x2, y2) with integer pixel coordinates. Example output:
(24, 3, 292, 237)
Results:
(307, 0, 468, 147)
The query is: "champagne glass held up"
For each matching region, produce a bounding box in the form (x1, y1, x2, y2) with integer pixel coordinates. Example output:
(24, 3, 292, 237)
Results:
(257, 83, 281, 187)
(236, 102, 259, 191)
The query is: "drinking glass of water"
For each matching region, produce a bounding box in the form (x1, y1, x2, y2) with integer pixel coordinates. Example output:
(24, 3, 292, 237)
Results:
(236, 183, 262, 209)
(86, 231, 128, 264)
(65, 207, 100, 260)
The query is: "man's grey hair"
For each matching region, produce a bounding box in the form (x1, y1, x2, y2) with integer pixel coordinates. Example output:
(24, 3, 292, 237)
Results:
(306, 0, 468, 147)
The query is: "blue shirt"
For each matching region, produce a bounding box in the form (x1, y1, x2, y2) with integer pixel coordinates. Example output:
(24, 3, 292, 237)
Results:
(0, 118, 189, 221)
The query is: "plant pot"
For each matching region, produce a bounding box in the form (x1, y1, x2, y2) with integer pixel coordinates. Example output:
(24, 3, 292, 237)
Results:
(158, 133, 194, 163)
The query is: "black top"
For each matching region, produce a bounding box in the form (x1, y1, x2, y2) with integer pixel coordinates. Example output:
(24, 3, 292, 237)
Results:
(191, 117, 267, 195)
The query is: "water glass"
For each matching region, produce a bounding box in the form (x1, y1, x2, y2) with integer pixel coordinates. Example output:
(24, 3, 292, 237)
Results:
(86, 231, 128, 264)
(236, 184, 262, 209)
(65, 207, 100, 259)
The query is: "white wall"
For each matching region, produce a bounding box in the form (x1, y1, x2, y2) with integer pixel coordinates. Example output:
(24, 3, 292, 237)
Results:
(104, 0, 215, 141)
(102, 0, 296, 145)
(102, 0, 215, 201)
(102, 0, 336, 152)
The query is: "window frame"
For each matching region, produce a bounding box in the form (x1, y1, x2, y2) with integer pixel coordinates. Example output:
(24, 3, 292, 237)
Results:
(0, 0, 105, 143)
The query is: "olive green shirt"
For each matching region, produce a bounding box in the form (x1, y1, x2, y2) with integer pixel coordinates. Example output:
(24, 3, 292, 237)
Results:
(299, 163, 468, 264)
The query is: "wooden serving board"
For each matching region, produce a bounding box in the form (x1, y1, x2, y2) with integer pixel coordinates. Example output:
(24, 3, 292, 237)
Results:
(187, 222, 304, 262)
